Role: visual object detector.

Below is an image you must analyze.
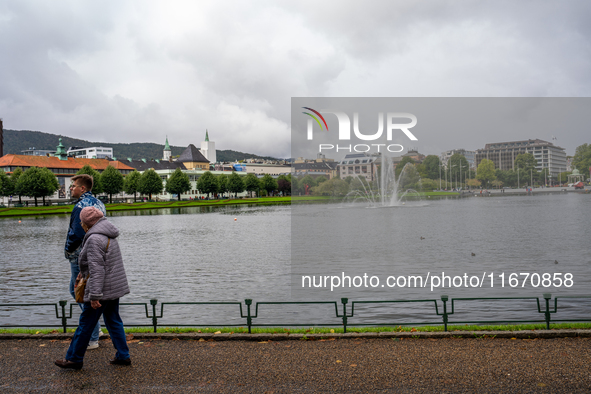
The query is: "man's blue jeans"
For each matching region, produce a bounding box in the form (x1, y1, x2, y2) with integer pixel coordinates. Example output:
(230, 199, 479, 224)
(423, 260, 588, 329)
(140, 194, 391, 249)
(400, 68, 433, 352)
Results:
(69, 259, 101, 342)
(66, 298, 130, 363)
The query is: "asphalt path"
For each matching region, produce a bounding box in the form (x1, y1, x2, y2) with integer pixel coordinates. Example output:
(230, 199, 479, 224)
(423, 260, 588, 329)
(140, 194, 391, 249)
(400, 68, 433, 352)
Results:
(1, 336, 590, 393)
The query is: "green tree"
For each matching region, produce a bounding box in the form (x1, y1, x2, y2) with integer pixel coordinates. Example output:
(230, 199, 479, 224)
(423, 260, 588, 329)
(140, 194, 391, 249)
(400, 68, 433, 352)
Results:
(244, 173, 260, 197)
(124, 170, 142, 202)
(300, 175, 316, 195)
(277, 174, 291, 196)
(312, 178, 349, 196)
(100, 165, 125, 203)
(227, 172, 245, 197)
(76, 165, 103, 194)
(491, 179, 503, 189)
(10, 167, 23, 203)
(466, 178, 481, 189)
(196, 171, 218, 199)
(395, 157, 415, 179)
(165, 168, 191, 201)
(138, 169, 163, 200)
(514, 153, 537, 173)
(315, 176, 328, 184)
(41, 168, 59, 205)
(16, 167, 59, 206)
(495, 169, 517, 188)
(217, 174, 229, 198)
(0, 170, 12, 199)
(476, 159, 496, 188)
(558, 171, 571, 186)
(418, 178, 438, 192)
(421, 155, 441, 180)
(572, 143, 591, 179)
(260, 174, 278, 196)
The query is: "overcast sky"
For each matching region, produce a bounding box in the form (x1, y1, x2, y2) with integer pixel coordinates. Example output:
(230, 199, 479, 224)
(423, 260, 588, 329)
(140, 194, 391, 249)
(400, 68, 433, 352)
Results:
(1, 0, 590, 158)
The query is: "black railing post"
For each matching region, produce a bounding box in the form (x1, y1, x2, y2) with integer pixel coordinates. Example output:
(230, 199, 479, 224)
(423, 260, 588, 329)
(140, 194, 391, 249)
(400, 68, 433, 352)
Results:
(441, 295, 449, 332)
(341, 298, 348, 333)
(245, 299, 252, 334)
(59, 300, 68, 333)
(150, 299, 158, 333)
(543, 293, 551, 330)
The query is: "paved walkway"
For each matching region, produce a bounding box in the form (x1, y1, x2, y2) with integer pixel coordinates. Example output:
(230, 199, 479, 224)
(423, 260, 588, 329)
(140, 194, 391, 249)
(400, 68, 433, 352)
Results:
(1, 335, 590, 393)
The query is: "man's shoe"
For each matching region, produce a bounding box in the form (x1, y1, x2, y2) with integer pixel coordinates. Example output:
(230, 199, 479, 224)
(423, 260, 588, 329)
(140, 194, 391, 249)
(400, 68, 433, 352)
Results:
(109, 358, 131, 366)
(55, 359, 83, 370)
(87, 341, 99, 350)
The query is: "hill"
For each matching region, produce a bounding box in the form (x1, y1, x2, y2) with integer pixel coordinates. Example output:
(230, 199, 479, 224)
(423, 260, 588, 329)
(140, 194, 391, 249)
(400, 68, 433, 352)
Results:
(2, 129, 279, 162)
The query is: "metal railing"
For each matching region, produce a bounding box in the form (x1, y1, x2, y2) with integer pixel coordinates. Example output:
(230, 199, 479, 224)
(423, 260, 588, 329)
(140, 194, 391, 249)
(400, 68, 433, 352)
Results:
(1, 294, 590, 334)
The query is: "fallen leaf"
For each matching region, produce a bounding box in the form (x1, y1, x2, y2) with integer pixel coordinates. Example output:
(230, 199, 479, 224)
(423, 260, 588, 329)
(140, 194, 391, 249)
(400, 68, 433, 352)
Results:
(330, 329, 335, 333)
(258, 341, 268, 344)
(198, 338, 205, 342)
(336, 360, 341, 363)
(214, 331, 222, 335)
(35, 331, 40, 334)
(50, 330, 58, 334)
(511, 338, 517, 340)
(350, 364, 357, 367)
(39, 344, 46, 347)
(538, 383, 547, 388)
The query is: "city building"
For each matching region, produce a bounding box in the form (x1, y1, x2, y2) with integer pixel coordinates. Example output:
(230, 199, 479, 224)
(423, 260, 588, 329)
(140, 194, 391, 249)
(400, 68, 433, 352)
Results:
(162, 137, 172, 161)
(337, 153, 380, 181)
(200, 130, 216, 164)
(440, 149, 475, 168)
(67, 146, 113, 159)
(20, 148, 56, 156)
(292, 161, 337, 179)
(475, 139, 567, 179)
(0, 138, 134, 199)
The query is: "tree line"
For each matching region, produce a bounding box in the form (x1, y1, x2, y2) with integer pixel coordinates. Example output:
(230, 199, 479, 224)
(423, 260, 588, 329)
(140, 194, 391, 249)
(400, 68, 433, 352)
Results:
(0, 165, 293, 206)
(294, 143, 591, 197)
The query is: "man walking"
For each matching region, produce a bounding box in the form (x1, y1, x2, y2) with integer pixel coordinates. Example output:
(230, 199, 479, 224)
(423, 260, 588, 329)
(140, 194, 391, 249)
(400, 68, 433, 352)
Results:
(65, 174, 106, 349)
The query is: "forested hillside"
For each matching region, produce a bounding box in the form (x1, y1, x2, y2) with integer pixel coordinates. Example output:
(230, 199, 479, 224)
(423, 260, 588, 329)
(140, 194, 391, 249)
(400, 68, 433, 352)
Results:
(3, 129, 278, 162)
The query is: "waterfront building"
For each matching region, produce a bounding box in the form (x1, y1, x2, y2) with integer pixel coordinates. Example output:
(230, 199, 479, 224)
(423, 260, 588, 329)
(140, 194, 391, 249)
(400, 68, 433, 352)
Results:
(338, 153, 380, 181)
(475, 139, 567, 178)
(440, 149, 475, 168)
(67, 146, 113, 159)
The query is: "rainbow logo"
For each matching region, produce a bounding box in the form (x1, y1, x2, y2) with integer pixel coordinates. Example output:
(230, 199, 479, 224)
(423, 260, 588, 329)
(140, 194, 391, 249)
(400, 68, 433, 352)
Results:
(302, 107, 329, 131)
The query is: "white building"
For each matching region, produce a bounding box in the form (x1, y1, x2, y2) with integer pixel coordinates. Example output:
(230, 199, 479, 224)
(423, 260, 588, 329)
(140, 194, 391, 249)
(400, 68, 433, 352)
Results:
(163, 137, 172, 161)
(440, 149, 476, 168)
(200, 130, 216, 164)
(67, 146, 113, 159)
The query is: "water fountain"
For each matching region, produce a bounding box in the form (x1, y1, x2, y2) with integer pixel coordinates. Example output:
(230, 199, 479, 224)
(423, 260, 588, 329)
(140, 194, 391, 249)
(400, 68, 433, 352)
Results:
(343, 154, 423, 207)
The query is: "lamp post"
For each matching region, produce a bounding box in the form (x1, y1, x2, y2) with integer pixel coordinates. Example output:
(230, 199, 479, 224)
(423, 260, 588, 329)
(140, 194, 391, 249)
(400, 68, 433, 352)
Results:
(450, 164, 456, 191)
(439, 160, 442, 190)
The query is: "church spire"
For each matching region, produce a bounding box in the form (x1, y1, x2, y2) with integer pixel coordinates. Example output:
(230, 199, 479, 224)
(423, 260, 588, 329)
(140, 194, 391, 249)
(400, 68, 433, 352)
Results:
(56, 138, 68, 161)
(205, 130, 209, 142)
(164, 136, 171, 151)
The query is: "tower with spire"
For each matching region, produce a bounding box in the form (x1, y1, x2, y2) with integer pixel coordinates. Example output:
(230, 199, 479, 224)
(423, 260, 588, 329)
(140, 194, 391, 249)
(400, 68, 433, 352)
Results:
(163, 136, 172, 161)
(200, 130, 216, 164)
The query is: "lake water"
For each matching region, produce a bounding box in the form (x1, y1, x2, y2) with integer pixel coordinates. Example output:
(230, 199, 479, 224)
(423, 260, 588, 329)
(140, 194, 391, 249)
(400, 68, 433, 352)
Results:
(1, 194, 590, 327)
